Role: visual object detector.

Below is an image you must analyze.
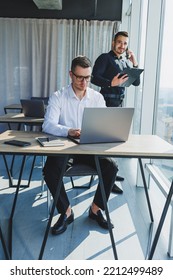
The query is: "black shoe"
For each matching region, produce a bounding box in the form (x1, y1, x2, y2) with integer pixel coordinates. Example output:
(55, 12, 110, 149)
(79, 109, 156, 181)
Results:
(116, 175, 124, 182)
(111, 183, 123, 194)
(89, 207, 114, 229)
(51, 210, 74, 235)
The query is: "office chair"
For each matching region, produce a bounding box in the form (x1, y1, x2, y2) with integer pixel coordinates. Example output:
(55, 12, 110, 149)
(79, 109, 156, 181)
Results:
(31, 96, 49, 105)
(64, 163, 97, 188)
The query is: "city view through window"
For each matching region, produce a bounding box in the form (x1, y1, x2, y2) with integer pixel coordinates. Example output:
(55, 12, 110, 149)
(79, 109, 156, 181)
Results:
(154, 0, 173, 180)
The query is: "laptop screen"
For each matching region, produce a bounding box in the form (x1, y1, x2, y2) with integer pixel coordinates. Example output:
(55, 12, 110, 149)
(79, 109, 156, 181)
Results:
(68, 107, 134, 144)
(20, 99, 45, 118)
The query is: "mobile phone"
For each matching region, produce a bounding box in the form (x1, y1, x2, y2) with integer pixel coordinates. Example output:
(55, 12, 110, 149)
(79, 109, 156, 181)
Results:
(4, 140, 31, 147)
(125, 47, 130, 59)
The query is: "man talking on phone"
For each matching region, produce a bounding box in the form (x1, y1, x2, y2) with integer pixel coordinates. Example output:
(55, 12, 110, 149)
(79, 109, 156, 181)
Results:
(91, 31, 140, 194)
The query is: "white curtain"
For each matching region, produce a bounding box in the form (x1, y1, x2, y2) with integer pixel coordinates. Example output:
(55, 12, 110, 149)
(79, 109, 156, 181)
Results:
(0, 18, 119, 115)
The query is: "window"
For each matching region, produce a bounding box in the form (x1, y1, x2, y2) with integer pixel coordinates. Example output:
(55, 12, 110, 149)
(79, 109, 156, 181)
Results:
(133, 0, 148, 133)
(154, 0, 173, 180)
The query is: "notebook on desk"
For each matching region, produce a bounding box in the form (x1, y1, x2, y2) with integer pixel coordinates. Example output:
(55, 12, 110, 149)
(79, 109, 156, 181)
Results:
(68, 107, 134, 144)
(36, 136, 65, 147)
(20, 99, 45, 118)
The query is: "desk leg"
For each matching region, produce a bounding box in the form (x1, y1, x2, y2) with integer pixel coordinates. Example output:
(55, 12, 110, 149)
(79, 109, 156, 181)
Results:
(148, 180, 173, 259)
(0, 225, 10, 259)
(1, 155, 26, 258)
(38, 155, 69, 260)
(138, 158, 154, 222)
(10, 155, 15, 177)
(0, 155, 26, 259)
(3, 154, 35, 188)
(94, 156, 118, 260)
(26, 156, 36, 188)
(3, 155, 13, 187)
(8, 155, 26, 258)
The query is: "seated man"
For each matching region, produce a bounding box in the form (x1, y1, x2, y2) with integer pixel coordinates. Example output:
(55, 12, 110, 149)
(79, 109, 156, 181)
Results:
(42, 55, 118, 235)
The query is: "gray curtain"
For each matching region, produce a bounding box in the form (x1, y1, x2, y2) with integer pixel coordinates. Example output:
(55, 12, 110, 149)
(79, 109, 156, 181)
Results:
(0, 18, 119, 115)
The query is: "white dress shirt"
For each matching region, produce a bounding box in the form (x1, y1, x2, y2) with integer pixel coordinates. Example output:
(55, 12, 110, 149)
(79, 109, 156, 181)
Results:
(42, 84, 106, 137)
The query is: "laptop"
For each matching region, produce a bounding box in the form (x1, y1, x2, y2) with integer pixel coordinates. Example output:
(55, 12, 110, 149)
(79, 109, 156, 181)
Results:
(118, 68, 144, 87)
(68, 107, 134, 144)
(20, 99, 45, 118)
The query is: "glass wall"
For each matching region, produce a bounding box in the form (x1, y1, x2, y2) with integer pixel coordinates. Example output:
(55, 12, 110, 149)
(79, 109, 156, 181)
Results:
(133, 0, 148, 133)
(154, 0, 173, 180)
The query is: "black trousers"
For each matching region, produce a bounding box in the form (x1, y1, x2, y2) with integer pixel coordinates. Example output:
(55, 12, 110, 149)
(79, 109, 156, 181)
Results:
(104, 97, 123, 107)
(101, 90, 124, 107)
(43, 155, 118, 214)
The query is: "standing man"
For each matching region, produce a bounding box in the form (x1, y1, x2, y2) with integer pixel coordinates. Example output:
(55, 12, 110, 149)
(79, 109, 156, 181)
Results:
(42, 56, 118, 235)
(91, 31, 140, 194)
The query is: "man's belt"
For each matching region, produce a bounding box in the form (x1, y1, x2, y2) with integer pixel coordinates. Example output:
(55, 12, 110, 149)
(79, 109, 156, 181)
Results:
(102, 93, 125, 100)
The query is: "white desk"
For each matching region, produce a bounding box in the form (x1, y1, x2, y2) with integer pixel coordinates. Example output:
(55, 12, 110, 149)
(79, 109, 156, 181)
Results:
(4, 104, 22, 114)
(0, 130, 173, 260)
(0, 114, 44, 187)
(0, 112, 44, 126)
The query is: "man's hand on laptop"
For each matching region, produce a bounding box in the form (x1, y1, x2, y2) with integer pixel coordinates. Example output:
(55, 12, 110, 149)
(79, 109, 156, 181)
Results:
(68, 128, 81, 138)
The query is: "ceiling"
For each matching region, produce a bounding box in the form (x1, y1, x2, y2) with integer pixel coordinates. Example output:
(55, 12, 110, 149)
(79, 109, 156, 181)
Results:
(0, 0, 122, 21)
(33, 0, 62, 10)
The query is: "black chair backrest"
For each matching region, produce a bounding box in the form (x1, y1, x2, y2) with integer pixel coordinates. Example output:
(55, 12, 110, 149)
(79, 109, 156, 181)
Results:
(31, 96, 49, 105)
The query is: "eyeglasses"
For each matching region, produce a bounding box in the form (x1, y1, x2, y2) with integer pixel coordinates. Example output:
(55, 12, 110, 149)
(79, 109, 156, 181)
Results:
(72, 71, 91, 82)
